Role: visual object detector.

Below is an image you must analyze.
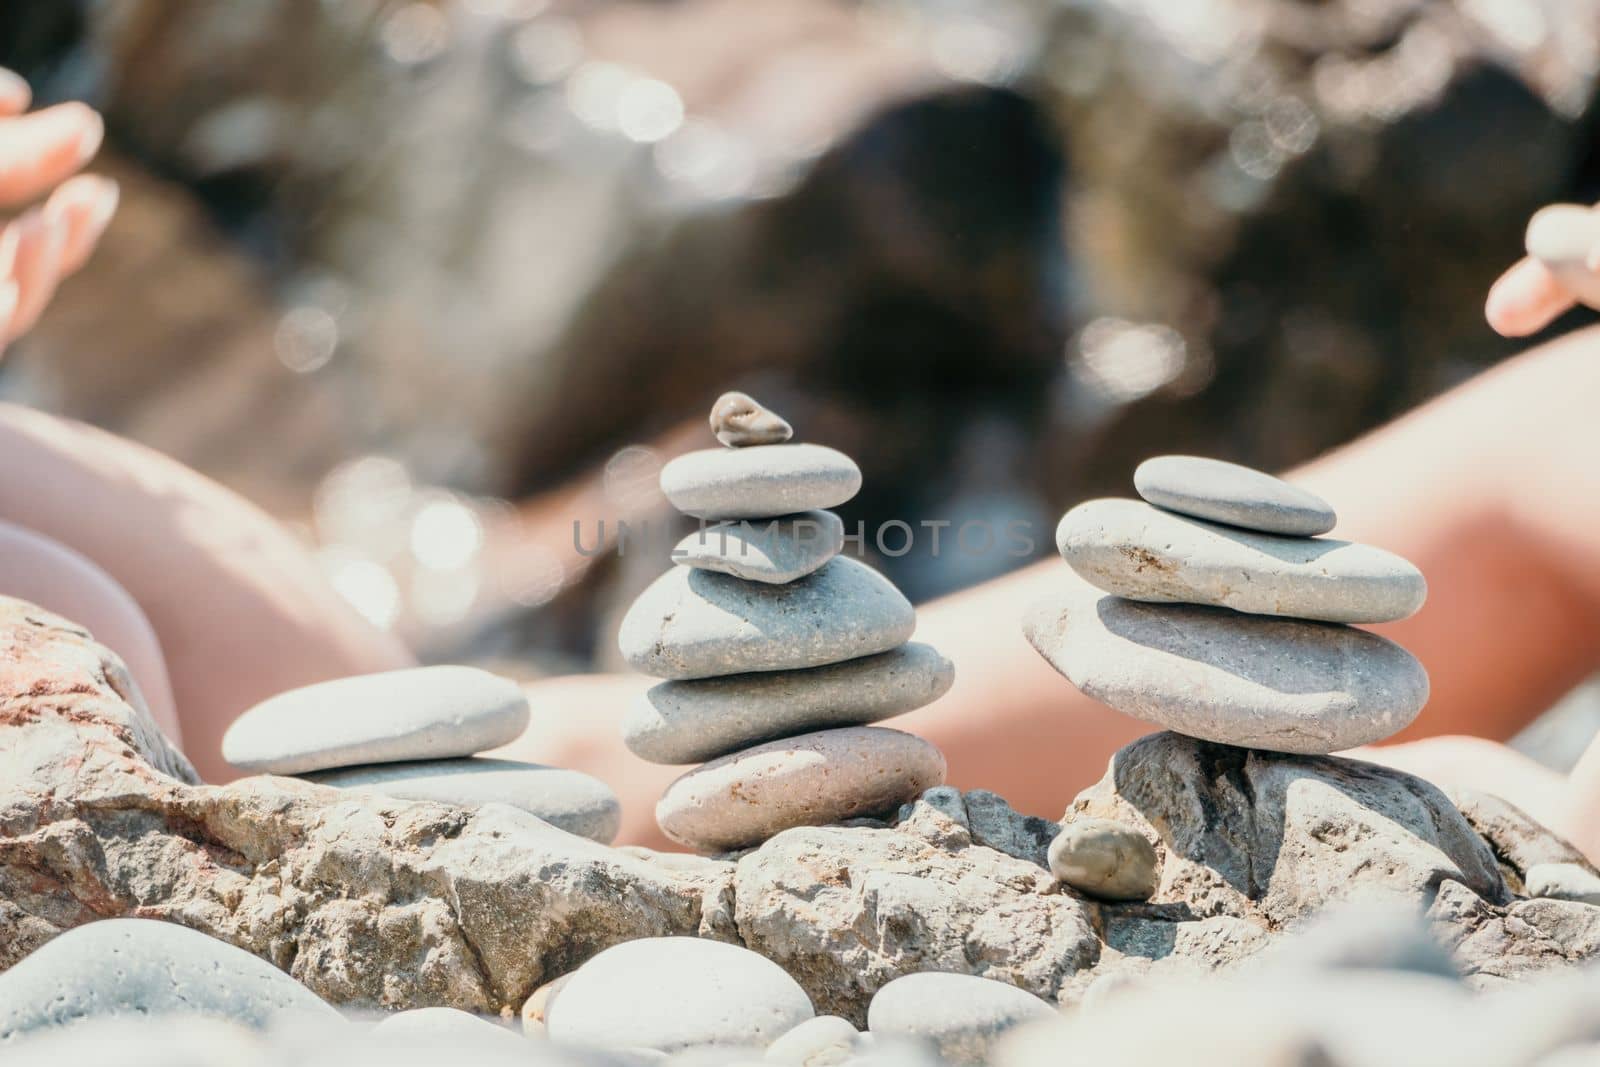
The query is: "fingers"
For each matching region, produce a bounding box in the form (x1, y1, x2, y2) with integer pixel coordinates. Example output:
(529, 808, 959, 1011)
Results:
(0, 101, 104, 208)
(0, 69, 30, 117)
(1485, 257, 1577, 338)
(2, 208, 67, 341)
(44, 173, 118, 274)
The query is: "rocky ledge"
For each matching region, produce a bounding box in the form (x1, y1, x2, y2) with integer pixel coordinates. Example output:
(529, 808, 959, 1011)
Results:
(3, 595, 1600, 1028)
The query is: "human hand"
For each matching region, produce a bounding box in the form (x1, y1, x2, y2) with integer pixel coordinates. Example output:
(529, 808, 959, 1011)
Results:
(0, 68, 118, 358)
(1486, 203, 1600, 338)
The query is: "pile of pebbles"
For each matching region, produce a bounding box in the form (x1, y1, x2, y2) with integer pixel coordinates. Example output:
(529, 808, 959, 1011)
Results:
(619, 392, 953, 853)
(221, 665, 620, 843)
(1024, 455, 1431, 898)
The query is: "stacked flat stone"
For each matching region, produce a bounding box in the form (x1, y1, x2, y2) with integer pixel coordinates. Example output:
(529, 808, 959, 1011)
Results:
(620, 392, 952, 853)
(221, 665, 620, 843)
(1024, 455, 1431, 756)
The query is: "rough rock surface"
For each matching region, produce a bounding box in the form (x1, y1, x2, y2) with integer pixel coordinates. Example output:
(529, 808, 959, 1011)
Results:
(7, 597, 1600, 1025)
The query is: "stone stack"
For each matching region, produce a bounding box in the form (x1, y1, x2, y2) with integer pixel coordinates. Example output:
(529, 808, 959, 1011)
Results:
(1025, 455, 1431, 758)
(620, 392, 953, 853)
(221, 665, 621, 843)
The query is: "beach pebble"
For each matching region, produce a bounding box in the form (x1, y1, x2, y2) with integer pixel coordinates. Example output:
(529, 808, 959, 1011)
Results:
(1526, 204, 1600, 309)
(675, 511, 845, 585)
(0, 918, 339, 1042)
(656, 727, 946, 852)
(521, 973, 574, 1037)
(866, 973, 1055, 1066)
(1525, 862, 1600, 905)
(711, 392, 795, 448)
(222, 666, 529, 775)
(1056, 498, 1426, 624)
(1047, 818, 1159, 902)
(764, 1016, 861, 1067)
(624, 643, 954, 764)
(3, 1018, 279, 1067)
(661, 445, 861, 520)
(372, 1007, 526, 1049)
(619, 558, 914, 680)
(302, 757, 620, 843)
(1133, 455, 1335, 536)
(1023, 574, 1429, 754)
(547, 937, 814, 1052)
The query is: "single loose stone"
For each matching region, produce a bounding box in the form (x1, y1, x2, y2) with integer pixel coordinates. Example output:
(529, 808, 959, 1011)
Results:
(1023, 574, 1429, 754)
(1047, 818, 1159, 901)
(624, 643, 954, 764)
(371, 1007, 527, 1050)
(866, 973, 1055, 1066)
(1056, 498, 1426, 624)
(619, 557, 914, 680)
(764, 1015, 861, 1067)
(1524, 862, 1600, 905)
(520, 973, 573, 1037)
(1133, 455, 1336, 536)
(547, 937, 814, 1051)
(222, 666, 529, 775)
(660, 444, 861, 520)
(711, 391, 795, 448)
(1526, 204, 1600, 309)
(302, 757, 621, 843)
(0, 918, 339, 1042)
(655, 726, 946, 852)
(675, 511, 845, 585)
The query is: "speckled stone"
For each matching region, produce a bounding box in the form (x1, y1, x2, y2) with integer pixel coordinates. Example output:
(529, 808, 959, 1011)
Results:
(623, 643, 954, 765)
(619, 557, 914, 680)
(1526, 203, 1600, 309)
(371, 1007, 527, 1050)
(655, 726, 946, 853)
(1056, 498, 1426, 624)
(866, 972, 1055, 1066)
(1133, 455, 1335, 536)
(1023, 573, 1430, 754)
(710, 391, 795, 448)
(0, 919, 338, 1042)
(1047, 818, 1160, 901)
(547, 937, 814, 1051)
(674, 511, 844, 585)
(222, 666, 529, 775)
(660, 444, 861, 520)
(302, 757, 621, 843)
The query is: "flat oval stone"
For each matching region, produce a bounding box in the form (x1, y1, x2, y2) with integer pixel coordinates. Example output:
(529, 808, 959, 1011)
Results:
(655, 726, 946, 852)
(301, 757, 621, 843)
(674, 511, 845, 585)
(619, 557, 915, 680)
(764, 1016, 861, 1066)
(547, 937, 814, 1051)
(1023, 575, 1430, 753)
(1048, 818, 1159, 901)
(711, 391, 794, 448)
(222, 666, 529, 775)
(0, 918, 339, 1041)
(660, 445, 861, 520)
(866, 972, 1055, 1066)
(1526, 203, 1600, 308)
(624, 643, 954, 764)
(371, 1007, 528, 1051)
(1133, 455, 1335, 536)
(1056, 498, 1426, 624)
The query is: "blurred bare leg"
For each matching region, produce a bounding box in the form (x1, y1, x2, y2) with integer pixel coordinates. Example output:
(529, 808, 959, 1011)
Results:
(0, 519, 180, 741)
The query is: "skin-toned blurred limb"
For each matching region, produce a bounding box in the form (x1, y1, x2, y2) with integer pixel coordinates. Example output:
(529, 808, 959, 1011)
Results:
(0, 404, 415, 783)
(0, 520, 179, 741)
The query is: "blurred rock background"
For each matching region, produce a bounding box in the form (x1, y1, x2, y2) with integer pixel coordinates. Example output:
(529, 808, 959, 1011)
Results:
(1, 0, 1598, 758)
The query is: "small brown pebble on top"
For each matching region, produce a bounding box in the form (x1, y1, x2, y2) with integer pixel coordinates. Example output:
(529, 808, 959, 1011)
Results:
(710, 391, 793, 447)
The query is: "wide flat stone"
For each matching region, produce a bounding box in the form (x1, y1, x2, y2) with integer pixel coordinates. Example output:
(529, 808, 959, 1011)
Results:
(0, 919, 338, 1042)
(1526, 204, 1600, 309)
(1133, 455, 1335, 536)
(302, 757, 621, 843)
(674, 511, 845, 585)
(547, 937, 814, 1051)
(619, 557, 915, 680)
(222, 666, 529, 775)
(1023, 574, 1429, 754)
(370, 1007, 528, 1050)
(655, 726, 946, 853)
(624, 643, 954, 764)
(1055, 498, 1426, 624)
(660, 444, 861, 520)
(866, 972, 1055, 1066)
